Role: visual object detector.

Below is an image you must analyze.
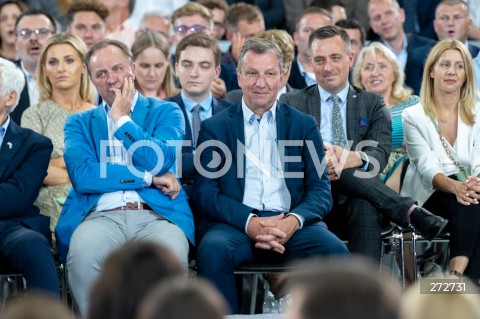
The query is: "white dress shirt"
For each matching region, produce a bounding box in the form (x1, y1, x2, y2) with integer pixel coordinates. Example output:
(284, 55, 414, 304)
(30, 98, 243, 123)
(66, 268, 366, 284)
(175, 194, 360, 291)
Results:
(94, 92, 153, 212)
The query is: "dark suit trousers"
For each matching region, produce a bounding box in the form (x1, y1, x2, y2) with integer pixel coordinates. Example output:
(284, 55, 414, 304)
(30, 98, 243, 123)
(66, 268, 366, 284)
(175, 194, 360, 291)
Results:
(327, 168, 415, 261)
(197, 220, 349, 313)
(424, 190, 480, 282)
(0, 222, 60, 296)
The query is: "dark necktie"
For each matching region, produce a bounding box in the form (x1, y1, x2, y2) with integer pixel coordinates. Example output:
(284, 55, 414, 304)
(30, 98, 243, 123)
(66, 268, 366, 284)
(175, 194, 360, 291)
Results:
(402, 0, 420, 34)
(331, 94, 345, 147)
(192, 104, 202, 147)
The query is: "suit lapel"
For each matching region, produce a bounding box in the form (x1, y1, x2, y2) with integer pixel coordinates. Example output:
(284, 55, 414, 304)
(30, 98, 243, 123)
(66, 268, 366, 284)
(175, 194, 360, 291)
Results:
(228, 103, 245, 190)
(173, 95, 193, 143)
(131, 94, 149, 127)
(307, 86, 321, 125)
(346, 85, 360, 147)
(0, 120, 25, 179)
(90, 106, 109, 157)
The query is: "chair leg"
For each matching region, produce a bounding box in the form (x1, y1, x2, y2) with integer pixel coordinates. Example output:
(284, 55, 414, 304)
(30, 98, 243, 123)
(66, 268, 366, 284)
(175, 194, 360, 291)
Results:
(250, 274, 259, 315)
(411, 227, 418, 281)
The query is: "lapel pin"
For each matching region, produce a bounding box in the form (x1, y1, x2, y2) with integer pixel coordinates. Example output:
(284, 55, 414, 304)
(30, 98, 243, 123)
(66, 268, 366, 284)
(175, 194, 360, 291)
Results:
(7, 142, 12, 149)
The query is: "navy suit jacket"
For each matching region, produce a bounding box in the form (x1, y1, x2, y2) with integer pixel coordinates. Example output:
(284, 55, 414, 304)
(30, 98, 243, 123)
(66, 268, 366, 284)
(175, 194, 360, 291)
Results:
(166, 94, 232, 180)
(192, 101, 332, 239)
(405, 43, 480, 95)
(0, 119, 52, 239)
(10, 60, 31, 125)
(280, 84, 392, 172)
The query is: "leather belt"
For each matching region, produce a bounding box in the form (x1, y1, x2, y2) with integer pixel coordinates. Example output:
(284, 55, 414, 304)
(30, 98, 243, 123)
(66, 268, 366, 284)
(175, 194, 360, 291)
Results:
(103, 202, 153, 212)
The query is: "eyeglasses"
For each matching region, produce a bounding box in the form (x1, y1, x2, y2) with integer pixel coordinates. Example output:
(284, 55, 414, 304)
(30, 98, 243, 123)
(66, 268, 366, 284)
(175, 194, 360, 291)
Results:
(16, 28, 53, 39)
(175, 25, 209, 34)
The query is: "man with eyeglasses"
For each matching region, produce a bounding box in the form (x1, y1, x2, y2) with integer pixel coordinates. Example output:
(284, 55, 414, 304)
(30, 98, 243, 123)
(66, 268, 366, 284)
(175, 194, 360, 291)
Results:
(66, 0, 108, 50)
(10, 8, 56, 125)
(171, 2, 229, 99)
(405, 0, 479, 94)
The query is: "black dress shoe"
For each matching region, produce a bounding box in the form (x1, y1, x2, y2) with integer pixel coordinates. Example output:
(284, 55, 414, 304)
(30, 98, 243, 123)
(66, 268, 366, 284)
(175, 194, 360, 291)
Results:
(410, 207, 448, 240)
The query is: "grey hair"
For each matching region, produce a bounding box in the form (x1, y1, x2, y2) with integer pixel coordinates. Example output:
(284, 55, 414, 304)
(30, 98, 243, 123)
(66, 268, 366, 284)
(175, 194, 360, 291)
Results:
(237, 38, 284, 72)
(0, 58, 26, 114)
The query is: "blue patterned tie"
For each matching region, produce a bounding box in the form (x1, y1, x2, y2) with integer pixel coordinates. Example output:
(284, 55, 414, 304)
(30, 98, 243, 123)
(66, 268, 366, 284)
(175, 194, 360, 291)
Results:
(192, 104, 202, 147)
(331, 94, 345, 147)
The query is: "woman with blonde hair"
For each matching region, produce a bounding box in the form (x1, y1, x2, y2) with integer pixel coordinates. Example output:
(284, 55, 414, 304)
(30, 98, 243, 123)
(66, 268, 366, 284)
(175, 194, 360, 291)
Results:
(131, 30, 179, 99)
(401, 40, 480, 282)
(353, 42, 418, 190)
(21, 32, 95, 238)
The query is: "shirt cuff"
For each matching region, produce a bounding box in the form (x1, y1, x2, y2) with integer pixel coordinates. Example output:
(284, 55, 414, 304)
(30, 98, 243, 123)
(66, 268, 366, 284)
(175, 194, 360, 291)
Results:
(245, 212, 258, 234)
(286, 213, 304, 229)
(115, 115, 132, 129)
(358, 151, 369, 171)
(143, 172, 153, 187)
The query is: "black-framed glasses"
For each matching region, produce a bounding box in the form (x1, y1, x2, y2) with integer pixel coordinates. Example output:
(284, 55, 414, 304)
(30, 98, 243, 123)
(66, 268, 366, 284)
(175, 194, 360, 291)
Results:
(16, 28, 53, 39)
(175, 25, 209, 34)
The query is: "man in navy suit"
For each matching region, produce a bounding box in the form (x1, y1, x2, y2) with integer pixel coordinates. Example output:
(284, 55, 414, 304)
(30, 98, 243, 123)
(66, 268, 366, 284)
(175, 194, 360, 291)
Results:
(166, 33, 231, 188)
(368, 0, 435, 71)
(193, 38, 349, 314)
(405, 0, 479, 94)
(0, 58, 59, 296)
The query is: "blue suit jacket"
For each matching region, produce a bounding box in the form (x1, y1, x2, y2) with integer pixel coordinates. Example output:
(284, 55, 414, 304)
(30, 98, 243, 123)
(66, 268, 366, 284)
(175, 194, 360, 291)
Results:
(166, 94, 232, 181)
(405, 43, 480, 95)
(55, 94, 195, 260)
(192, 101, 332, 239)
(0, 119, 52, 240)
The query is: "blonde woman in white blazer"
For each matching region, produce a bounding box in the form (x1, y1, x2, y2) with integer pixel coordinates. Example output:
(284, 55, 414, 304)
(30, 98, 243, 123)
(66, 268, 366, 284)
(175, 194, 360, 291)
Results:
(401, 40, 480, 282)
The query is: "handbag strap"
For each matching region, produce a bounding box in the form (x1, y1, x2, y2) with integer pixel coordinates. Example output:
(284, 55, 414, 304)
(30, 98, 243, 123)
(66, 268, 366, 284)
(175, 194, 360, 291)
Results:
(430, 118, 466, 171)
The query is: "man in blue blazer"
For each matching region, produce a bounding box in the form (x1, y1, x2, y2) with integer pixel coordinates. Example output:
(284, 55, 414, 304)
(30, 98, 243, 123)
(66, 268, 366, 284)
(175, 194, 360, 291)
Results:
(166, 33, 231, 187)
(55, 39, 194, 316)
(0, 59, 59, 296)
(193, 38, 349, 314)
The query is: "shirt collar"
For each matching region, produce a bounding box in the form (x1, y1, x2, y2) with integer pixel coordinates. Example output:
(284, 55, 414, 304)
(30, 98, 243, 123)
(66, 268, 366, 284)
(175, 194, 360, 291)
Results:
(181, 91, 213, 113)
(382, 33, 408, 55)
(241, 99, 276, 125)
(102, 91, 139, 115)
(0, 116, 10, 139)
(317, 83, 349, 105)
(20, 61, 35, 80)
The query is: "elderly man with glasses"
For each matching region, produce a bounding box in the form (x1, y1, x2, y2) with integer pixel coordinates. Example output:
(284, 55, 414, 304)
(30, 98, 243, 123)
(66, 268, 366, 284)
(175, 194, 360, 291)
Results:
(10, 8, 56, 125)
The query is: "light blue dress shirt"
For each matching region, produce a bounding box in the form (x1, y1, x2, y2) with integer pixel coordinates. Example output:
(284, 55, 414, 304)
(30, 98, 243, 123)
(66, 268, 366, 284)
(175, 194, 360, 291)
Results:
(383, 33, 408, 70)
(241, 100, 304, 232)
(297, 56, 317, 87)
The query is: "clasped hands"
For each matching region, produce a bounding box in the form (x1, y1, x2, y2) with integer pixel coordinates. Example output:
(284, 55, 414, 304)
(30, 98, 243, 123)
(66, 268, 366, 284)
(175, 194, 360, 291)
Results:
(324, 144, 363, 181)
(246, 213, 300, 254)
(457, 176, 480, 205)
